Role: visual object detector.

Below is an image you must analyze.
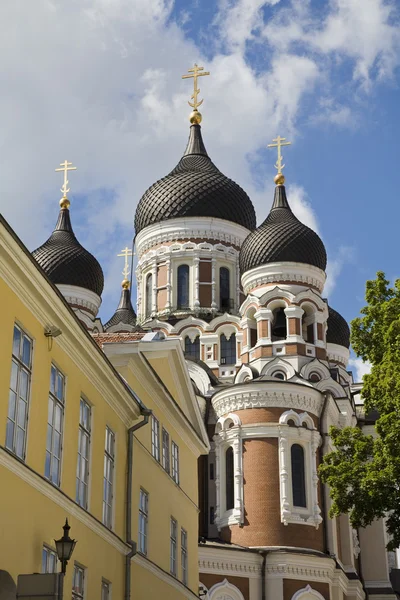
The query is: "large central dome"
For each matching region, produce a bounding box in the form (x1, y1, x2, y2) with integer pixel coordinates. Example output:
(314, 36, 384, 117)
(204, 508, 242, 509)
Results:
(134, 124, 256, 234)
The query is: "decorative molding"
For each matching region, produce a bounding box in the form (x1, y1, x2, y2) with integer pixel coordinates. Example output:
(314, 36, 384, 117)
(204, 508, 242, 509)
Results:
(291, 584, 326, 600)
(327, 343, 350, 367)
(208, 578, 245, 600)
(57, 284, 101, 317)
(241, 262, 326, 295)
(135, 217, 250, 257)
(212, 382, 324, 418)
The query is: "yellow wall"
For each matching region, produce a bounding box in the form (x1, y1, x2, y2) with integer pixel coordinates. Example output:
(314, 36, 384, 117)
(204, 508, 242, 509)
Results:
(0, 227, 205, 600)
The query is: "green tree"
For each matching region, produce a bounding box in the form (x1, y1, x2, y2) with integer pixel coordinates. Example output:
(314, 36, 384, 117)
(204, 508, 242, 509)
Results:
(319, 272, 400, 550)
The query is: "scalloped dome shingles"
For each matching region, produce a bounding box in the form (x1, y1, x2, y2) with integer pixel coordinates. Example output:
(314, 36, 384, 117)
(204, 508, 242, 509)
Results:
(32, 208, 104, 296)
(134, 124, 256, 234)
(327, 306, 350, 349)
(239, 185, 327, 274)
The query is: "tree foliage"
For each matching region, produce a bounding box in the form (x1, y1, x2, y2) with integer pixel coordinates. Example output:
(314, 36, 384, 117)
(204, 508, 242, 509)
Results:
(319, 272, 400, 550)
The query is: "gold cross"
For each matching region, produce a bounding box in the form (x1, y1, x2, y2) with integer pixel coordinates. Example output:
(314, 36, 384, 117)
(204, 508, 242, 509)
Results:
(118, 246, 133, 280)
(55, 160, 77, 198)
(182, 63, 210, 111)
(267, 136, 291, 174)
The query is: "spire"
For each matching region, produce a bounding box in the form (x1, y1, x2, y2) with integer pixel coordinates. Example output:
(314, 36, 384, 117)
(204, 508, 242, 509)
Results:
(104, 245, 141, 332)
(183, 124, 208, 157)
(271, 184, 291, 210)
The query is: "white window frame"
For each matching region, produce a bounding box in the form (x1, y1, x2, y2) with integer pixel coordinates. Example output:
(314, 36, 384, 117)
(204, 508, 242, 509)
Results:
(72, 564, 85, 600)
(76, 398, 91, 509)
(6, 324, 33, 460)
(151, 416, 160, 461)
(138, 489, 148, 555)
(170, 517, 177, 576)
(42, 546, 58, 574)
(102, 427, 115, 529)
(162, 428, 170, 474)
(171, 441, 179, 484)
(101, 579, 111, 600)
(45, 364, 65, 486)
(181, 527, 188, 585)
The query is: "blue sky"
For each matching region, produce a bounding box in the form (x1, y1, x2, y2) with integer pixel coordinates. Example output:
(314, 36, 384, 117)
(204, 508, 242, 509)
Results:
(0, 0, 399, 378)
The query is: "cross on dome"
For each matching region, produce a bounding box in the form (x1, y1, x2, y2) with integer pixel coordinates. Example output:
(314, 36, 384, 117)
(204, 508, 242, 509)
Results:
(182, 63, 210, 124)
(268, 136, 291, 185)
(55, 160, 77, 208)
(117, 246, 133, 289)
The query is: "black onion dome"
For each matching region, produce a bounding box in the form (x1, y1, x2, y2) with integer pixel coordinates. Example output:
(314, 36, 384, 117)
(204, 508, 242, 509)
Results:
(326, 306, 350, 348)
(104, 287, 141, 331)
(134, 124, 256, 234)
(32, 207, 104, 296)
(239, 185, 327, 274)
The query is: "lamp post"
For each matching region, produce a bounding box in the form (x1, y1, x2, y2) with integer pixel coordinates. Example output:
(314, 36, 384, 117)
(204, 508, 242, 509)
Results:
(55, 519, 77, 575)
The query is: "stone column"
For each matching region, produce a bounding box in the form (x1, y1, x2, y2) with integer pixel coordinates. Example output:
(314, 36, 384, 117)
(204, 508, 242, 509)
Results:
(211, 257, 218, 310)
(151, 261, 157, 314)
(255, 308, 273, 346)
(284, 306, 304, 343)
(165, 258, 172, 311)
(194, 256, 200, 309)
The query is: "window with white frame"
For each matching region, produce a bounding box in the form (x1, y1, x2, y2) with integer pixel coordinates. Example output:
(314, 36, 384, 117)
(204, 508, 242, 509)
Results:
(101, 580, 110, 600)
(162, 428, 170, 473)
(181, 528, 188, 585)
(138, 489, 148, 555)
(171, 441, 179, 484)
(103, 427, 115, 528)
(151, 415, 160, 461)
(76, 399, 91, 509)
(42, 546, 58, 573)
(6, 324, 33, 459)
(170, 517, 177, 576)
(220, 333, 236, 365)
(45, 365, 65, 486)
(278, 410, 322, 528)
(72, 564, 85, 600)
(225, 446, 234, 510)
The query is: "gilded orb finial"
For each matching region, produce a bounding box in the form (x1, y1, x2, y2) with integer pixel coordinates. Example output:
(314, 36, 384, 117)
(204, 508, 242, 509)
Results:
(267, 136, 291, 185)
(55, 160, 77, 207)
(118, 246, 133, 289)
(182, 63, 210, 122)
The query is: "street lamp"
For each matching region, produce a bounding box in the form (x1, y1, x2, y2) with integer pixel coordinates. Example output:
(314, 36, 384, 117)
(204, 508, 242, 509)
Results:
(55, 519, 77, 574)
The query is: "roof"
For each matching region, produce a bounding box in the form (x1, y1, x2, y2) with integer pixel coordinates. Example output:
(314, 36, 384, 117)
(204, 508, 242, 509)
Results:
(239, 185, 327, 274)
(134, 124, 256, 234)
(32, 206, 104, 296)
(326, 306, 351, 348)
(104, 287, 141, 332)
(92, 332, 146, 347)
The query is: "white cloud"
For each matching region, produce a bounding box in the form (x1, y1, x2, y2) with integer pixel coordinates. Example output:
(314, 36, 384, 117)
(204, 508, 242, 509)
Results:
(324, 245, 355, 297)
(348, 357, 372, 382)
(0, 0, 398, 320)
(286, 185, 320, 233)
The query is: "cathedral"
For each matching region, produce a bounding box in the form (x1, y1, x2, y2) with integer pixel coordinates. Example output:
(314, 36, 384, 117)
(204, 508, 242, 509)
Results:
(1, 65, 397, 600)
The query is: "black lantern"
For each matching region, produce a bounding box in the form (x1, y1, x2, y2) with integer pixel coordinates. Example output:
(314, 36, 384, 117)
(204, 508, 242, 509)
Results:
(55, 519, 77, 574)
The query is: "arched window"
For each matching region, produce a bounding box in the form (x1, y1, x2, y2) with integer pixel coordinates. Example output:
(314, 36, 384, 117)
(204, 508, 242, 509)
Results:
(145, 273, 152, 317)
(271, 307, 287, 340)
(220, 267, 230, 310)
(177, 265, 190, 309)
(184, 335, 200, 359)
(220, 333, 236, 365)
(291, 444, 306, 508)
(225, 446, 234, 510)
(272, 371, 286, 380)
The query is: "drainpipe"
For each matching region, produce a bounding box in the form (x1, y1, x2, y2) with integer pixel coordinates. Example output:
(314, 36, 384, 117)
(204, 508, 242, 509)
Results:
(125, 408, 152, 600)
(258, 550, 268, 600)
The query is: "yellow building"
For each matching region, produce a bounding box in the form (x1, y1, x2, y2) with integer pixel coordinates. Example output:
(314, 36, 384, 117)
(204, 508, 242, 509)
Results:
(0, 186, 209, 599)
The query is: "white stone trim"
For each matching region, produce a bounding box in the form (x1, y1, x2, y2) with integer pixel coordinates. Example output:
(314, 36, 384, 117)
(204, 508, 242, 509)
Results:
(135, 217, 250, 256)
(211, 382, 324, 418)
(208, 579, 245, 600)
(291, 585, 325, 600)
(241, 262, 326, 295)
(327, 343, 350, 367)
(300, 359, 330, 381)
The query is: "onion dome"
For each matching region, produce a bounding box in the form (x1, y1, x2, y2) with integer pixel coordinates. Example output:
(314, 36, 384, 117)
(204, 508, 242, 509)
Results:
(32, 201, 104, 296)
(104, 280, 141, 332)
(134, 124, 256, 234)
(326, 306, 350, 348)
(239, 183, 327, 274)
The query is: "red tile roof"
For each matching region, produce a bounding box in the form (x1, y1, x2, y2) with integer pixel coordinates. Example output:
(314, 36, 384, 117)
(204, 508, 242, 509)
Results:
(92, 332, 146, 347)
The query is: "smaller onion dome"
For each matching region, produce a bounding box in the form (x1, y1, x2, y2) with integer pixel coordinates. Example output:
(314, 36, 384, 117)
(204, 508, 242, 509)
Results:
(104, 280, 142, 333)
(326, 306, 350, 348)
(239, 184, 327, 274)
(134, 124, 256, 234)
(32, 201, 104, 296)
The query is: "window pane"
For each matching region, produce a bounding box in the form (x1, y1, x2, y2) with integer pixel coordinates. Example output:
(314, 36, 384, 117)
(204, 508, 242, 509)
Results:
(10, 361, 18, 392)
(50, 366, 56, 395)
(291, 444, 307, 507)
(22, 336, 31, 367)
(220, 267, 230, 309)
(225, 446, 234, 510)
(177, 265, 189, 309)
(8, 390, 17, 420)
(17, 399, 27, 428)
(6, 420, 14, 449)
(16, 427, 25, 458)
(45, 451, 51, 478)
(145, 273, 152, 317)
(19, 370, 28, 400)
(184, 336, 200, 359)
(13, 326, 21, 357)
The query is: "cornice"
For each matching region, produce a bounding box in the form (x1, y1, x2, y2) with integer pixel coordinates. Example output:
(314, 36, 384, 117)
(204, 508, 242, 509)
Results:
(0, 222, 143, 425)
(0, 447, 128, 554)
(212, 382, 324, 418)
(241, 262, 326, 295)
(134, 553, 200, 599)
